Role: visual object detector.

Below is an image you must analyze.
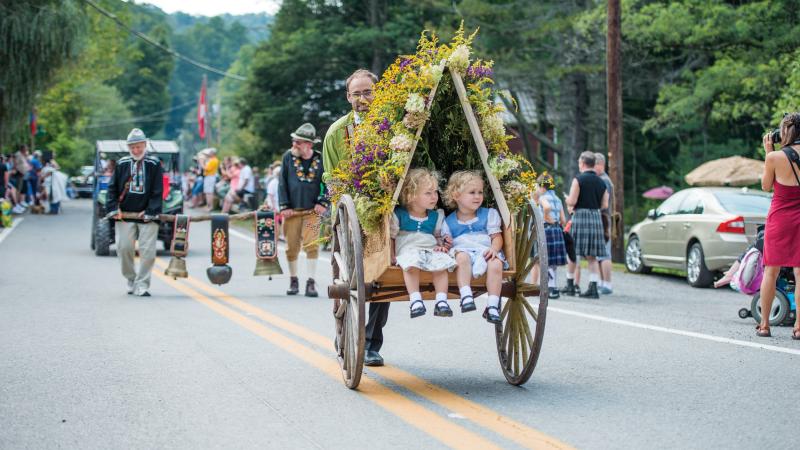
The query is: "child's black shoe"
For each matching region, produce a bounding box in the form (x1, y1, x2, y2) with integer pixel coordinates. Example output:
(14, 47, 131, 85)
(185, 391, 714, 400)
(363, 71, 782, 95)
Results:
(410, 299, 426, 318)
(460, 295, 476, 313)
(433, 300, 453, 317)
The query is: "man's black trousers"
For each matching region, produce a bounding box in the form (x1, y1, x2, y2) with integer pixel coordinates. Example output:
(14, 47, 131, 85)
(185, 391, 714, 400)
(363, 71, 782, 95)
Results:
(365, 302, 390, 352)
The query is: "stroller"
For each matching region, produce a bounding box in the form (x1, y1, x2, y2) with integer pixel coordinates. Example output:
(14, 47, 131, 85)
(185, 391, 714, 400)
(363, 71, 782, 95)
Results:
(739, 267, 797, 326)
(732, 225, 797, 326)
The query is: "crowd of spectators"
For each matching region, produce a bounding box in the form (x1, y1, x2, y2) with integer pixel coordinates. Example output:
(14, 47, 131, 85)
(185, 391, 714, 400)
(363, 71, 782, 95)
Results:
(1, 145, 69, 222)
(181, 148, 283, 215)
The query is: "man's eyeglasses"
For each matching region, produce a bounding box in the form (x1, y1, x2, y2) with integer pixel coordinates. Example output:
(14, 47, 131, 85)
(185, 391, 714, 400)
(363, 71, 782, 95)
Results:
(349, 90, 374, 98)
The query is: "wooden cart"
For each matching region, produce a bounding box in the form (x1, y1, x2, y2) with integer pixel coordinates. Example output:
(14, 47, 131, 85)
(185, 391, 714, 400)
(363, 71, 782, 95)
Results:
(326, 70, 550, 389)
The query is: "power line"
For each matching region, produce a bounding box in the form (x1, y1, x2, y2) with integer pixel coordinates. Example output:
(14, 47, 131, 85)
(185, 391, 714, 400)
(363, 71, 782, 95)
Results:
(81, 0, 247, 81)
(85, 99, 196, 129)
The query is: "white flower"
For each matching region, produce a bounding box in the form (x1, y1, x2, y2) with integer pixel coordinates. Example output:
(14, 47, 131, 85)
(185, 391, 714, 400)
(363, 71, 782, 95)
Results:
(404, 93, 426, 114)
(489, 155, 519, 180)
(448, 45, 470, 74)
(389, 133, 415, 152)
(504, 180, 527, 197)
(481, 112, 506, 144)
(420, 62, 444, 85)
(390, 150, 411, 168)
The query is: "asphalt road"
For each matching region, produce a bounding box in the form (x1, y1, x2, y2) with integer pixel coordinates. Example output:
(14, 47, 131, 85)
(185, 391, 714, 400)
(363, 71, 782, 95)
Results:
(1, 200, 797, 449)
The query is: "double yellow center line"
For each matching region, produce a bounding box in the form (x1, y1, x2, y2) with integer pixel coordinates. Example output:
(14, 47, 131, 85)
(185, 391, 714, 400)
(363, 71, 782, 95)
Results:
(152, 259, 571, 450)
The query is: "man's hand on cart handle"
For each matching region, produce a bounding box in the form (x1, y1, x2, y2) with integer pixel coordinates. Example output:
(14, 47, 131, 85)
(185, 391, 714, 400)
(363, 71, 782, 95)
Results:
(313, 204, 327, 216)
(281, 208, 294, 218)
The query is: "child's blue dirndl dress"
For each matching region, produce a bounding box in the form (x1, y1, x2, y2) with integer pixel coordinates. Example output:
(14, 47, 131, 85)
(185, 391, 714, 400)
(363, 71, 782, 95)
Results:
(391, 207, 457, 272)
(442, 207, 508, 278)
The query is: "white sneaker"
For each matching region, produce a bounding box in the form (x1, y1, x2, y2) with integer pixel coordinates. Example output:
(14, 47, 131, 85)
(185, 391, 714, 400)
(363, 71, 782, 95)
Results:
(20, 201, 29, 207)
(12, 205, 25, 214)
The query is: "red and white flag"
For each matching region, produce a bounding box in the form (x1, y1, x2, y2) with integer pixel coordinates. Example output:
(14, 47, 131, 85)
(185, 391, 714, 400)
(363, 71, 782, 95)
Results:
(197, 77, 207, 139)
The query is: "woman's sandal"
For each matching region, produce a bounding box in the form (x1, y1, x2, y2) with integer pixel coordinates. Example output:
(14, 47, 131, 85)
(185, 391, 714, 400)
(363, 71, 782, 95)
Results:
(755, 324, 771, 338)
(434, 300, 453, 317)
(792, 327, 800, 341)
(483, 306, 502, 324)
(410, 299, 426, 319)
(460, 295, 476, 313)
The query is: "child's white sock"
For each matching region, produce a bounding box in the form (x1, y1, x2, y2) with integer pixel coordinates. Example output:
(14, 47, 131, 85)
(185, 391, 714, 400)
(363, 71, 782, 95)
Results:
(459, 286, 473, 298)
(288, 260, 298, 277)
(409, 292, 423, 311)
(548, 267, 557, 288)
(590, 273, 599, 283)
(435, 292, 448, 303)
(488, 294, 501, 309)
(566, 271, 574, 280)
(603, 281, 612, 290)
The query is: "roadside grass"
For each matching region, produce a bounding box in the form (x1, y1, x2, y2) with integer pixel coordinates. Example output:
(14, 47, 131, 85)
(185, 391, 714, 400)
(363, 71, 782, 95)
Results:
(577, 259, 685, 278)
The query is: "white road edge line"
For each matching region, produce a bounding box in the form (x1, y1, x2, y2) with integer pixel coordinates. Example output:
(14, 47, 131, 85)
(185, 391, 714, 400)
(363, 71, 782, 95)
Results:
(231, 226, 795, 356)
(228, 227, 332, 263)
(0, 217, 23, 247)
(548, 306, 800, 356)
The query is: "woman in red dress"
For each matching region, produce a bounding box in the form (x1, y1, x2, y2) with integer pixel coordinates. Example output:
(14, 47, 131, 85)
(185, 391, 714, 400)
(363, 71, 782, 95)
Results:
(757, 113, 800, 339)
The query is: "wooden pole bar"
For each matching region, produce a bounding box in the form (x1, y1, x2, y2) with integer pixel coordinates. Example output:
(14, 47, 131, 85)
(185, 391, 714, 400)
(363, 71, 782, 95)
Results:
(390, 77, 442, 205)
(449, 69, 511, 227)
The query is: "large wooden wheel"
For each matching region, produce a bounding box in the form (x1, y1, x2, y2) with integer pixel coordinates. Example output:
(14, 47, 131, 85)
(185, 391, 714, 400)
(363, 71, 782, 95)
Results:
(330, 195, 366, 389)
(495, 203, 549, 385)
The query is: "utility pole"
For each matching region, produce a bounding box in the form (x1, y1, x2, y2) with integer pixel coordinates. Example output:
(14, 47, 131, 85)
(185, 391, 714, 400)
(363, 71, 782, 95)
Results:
(216, 87, 222, 149)
(607, 0, 625, 263)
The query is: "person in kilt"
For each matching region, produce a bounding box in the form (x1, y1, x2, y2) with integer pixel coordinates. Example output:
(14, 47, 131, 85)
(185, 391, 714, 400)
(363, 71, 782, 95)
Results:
(565, 151, 609, 299)
(535, 175, 568, 299)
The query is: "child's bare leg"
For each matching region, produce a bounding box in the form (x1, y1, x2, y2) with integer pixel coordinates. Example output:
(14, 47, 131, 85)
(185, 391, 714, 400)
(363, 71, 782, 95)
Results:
(402, 267, 420, 294)
(456, 252, 471, 288)
(432, 269, 448, 293)
(455, 252, 476, 312)
(714, 260, 740, 288)
(487, 258, 502, 297)
(530, 262, 540, 285)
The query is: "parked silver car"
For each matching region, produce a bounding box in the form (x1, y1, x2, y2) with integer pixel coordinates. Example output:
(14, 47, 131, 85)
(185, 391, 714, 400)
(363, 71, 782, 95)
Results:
(625, 187, 772, 287)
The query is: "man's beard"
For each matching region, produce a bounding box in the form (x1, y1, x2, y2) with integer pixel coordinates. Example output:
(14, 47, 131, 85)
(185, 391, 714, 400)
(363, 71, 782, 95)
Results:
(290, 146, 302, 157)
(131, 151, 145, 161)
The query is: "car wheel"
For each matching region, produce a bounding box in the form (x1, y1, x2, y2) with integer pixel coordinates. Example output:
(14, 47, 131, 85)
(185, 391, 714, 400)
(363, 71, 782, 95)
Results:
(751, 291, 791, 326)
(625, 236, 651, 274)
(94, 219, 111, 256)
(686, 242, 713, 288)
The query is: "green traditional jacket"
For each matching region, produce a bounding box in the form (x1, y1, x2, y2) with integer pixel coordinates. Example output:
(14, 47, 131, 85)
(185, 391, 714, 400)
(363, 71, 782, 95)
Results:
(322, 111, 356, 184)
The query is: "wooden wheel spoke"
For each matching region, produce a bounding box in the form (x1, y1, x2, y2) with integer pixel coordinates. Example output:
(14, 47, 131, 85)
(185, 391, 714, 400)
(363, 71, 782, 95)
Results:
(520, 296, 538, 322)
(500, 298, 511, 320)
(493, 203, 548, 386)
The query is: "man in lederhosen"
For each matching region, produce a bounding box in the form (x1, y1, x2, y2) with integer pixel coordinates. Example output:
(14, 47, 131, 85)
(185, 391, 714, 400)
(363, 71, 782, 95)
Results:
(322, 69, 389, 367)
(565, 151, 609, 299)
(106, 128, 163, 297)
(279, 123, 329, 297)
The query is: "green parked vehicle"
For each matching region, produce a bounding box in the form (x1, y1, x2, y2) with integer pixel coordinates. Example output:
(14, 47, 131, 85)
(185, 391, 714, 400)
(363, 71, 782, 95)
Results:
(91, 140, 183, 256)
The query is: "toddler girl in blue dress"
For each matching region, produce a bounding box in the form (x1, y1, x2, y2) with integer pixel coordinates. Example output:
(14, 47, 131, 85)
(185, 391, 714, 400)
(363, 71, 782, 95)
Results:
(442, 171, 506, 324)
(391, 168, 457, 318)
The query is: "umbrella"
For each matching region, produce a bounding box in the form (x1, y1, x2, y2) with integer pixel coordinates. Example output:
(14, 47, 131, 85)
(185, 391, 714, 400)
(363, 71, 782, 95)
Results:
(685, 156, 764, 187)
(642, 185, 674, 200)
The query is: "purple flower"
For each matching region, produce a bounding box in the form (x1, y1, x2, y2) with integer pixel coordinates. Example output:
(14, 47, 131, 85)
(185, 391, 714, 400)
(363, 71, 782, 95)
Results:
(467, 65, 493, 80)
(377, 118, 391, 134)
(400, 58, 412, 70)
